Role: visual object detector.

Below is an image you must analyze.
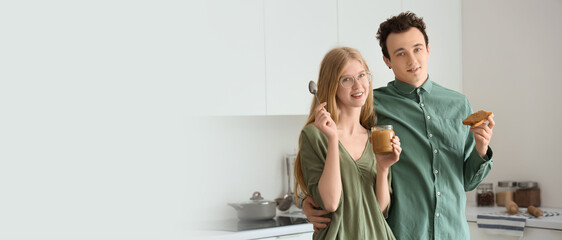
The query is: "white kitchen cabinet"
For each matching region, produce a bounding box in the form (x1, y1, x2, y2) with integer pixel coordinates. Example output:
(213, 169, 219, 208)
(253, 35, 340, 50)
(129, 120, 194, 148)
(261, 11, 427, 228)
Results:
(401, 0, 463, 92)
(264, 0, 338, 115)
(337, 0, 401, 89)
(191, 0, 462, 116)
(190, 0, 266, 116)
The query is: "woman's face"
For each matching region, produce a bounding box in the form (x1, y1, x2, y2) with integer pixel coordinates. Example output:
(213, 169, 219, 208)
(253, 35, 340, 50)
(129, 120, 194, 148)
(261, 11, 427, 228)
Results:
(336, 59, 370, 109)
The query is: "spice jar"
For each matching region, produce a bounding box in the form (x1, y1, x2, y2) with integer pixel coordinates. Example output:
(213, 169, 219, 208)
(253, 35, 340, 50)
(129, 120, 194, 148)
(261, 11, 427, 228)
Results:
(496, 181, 517, 206)
(514, 181, 541, 207)
(476, 183, 495, 206)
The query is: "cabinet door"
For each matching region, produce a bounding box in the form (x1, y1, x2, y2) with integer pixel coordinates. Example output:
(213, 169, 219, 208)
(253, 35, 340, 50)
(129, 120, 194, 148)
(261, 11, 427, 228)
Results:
(337, 0, 401, 89)
(264, 0, 338, 115)
(189, 0, 266, 116)
(402, 0, 462, 92)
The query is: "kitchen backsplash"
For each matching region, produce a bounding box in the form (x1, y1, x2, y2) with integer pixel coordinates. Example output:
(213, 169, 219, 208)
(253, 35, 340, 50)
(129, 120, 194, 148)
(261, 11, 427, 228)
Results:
(187, 115, 307, 222)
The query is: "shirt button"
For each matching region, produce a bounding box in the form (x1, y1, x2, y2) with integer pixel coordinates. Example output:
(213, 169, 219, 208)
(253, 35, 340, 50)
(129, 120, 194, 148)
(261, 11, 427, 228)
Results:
(437, 192, 441, 196)
(482, 163, 486, 167)
(434, 169, 439, 174)
(417, 88, 421, 93)
(420, 103, 425, 107)
(434, 149, 438, 154)
(436, 213, 440, 217)
(429, 133, 433, 138)
(427, 116, 431, 120)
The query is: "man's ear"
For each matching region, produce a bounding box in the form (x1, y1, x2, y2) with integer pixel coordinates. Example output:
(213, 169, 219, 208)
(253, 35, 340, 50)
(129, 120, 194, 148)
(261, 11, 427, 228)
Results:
(383, 56, 391, 69)
(427, 44, 430, 54)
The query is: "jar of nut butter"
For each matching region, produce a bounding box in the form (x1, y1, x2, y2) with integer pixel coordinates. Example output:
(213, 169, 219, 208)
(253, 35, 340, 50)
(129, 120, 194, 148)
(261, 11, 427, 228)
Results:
(476, 183, 495, 206)
(514, 181, 541, 207)
(496, 181, 517, 206)
(371, 125, 395, 154)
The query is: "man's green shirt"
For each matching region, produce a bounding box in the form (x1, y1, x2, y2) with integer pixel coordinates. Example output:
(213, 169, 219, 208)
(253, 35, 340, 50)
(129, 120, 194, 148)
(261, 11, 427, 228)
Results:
(374, 79, 493, 240)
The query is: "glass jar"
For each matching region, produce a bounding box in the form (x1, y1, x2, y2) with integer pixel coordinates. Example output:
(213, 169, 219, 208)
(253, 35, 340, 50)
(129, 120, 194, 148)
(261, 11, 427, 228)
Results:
(371, 125, 395, 153)
(476, 183, 495, 206)
(496, 181, 517, 206)
(514, 181, 541, 207)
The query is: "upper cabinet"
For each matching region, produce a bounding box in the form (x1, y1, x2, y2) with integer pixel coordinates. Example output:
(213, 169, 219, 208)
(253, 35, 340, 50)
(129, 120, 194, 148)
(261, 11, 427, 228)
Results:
(189, 0, 266, 116)
(190, 0, 461, 116)
(264, 0, 338, 115)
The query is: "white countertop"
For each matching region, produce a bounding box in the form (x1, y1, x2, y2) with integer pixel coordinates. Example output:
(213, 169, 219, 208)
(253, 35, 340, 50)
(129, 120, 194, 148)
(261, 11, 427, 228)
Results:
(465, 205, 562, 230)
(194, 223, 313, 240)
(194, 205, 561, 239)
(192, 209, 313, 240)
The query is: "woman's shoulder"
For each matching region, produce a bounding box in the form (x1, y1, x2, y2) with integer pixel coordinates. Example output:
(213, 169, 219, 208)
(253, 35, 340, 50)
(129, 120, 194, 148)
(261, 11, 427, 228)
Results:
(301, 124, 326, 143)
(301, 124, 321, 137)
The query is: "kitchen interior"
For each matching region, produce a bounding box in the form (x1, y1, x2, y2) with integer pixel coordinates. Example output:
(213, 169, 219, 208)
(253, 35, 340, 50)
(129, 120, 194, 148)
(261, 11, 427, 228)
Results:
(1, 0, 561, 239)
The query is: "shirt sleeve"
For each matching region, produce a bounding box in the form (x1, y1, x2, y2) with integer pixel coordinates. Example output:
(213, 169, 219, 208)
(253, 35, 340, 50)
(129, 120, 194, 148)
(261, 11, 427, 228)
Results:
(462, 99, 494, 191)
(299, 126, 341, 211)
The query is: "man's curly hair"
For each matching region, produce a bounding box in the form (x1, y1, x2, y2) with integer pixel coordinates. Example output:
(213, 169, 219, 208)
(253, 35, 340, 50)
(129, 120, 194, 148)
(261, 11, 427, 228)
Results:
(376, 12, 429, 60)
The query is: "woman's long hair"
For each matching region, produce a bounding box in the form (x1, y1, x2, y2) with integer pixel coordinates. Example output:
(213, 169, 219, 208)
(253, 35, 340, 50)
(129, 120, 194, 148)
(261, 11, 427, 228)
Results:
(294, 47, 376, 203)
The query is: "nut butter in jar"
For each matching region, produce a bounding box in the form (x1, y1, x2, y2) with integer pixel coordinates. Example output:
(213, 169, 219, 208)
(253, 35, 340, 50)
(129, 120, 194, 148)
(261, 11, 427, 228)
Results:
(476, 183, 495, 206)
(496, 181, 517, 206)
(514, 181, 541, 207)
(371, 125, 394, 154)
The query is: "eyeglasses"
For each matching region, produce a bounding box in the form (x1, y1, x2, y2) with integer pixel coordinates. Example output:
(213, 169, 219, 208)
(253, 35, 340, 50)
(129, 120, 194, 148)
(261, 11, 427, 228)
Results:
(339, 71, 372, 88)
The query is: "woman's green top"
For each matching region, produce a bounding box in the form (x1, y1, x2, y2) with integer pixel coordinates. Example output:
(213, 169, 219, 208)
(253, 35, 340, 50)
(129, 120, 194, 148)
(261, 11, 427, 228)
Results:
(299, 124, 395, 240)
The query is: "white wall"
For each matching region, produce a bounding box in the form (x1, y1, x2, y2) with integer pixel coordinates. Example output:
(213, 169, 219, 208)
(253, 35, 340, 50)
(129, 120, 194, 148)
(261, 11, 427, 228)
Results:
(462, 0, 562, 208)
(186, 115, 307, 223)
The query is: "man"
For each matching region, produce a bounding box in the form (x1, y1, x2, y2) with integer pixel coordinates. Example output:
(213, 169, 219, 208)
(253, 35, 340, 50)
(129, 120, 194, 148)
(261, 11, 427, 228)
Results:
(302, 12, 495, 239)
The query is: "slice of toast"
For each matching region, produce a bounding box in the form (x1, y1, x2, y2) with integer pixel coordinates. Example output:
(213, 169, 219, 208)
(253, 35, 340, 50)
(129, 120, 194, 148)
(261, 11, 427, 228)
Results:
(462, 110, 494, 127)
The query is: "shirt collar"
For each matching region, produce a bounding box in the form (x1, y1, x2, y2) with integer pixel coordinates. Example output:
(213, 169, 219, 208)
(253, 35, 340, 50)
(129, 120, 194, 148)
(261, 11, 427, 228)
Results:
(391, 75, 433, 95)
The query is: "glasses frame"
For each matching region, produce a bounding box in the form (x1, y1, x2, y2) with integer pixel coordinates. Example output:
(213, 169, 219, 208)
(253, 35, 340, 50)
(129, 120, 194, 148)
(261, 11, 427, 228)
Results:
(339, 71, 372, 88)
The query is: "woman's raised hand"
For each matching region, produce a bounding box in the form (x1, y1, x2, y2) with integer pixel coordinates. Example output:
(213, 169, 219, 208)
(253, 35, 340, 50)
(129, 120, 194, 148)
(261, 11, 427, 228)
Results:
(313, 102, 337, 139)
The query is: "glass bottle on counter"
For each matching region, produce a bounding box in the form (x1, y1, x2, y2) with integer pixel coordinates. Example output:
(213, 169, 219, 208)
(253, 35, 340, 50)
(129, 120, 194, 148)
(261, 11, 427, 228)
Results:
(476, 183, 495, 206)
(496, 181, 517, 206)
(514, 181, 541, 207)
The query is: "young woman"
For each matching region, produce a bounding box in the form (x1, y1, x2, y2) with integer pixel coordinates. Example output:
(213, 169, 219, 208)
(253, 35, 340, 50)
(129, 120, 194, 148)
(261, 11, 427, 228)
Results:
(294, 47, 401, 239)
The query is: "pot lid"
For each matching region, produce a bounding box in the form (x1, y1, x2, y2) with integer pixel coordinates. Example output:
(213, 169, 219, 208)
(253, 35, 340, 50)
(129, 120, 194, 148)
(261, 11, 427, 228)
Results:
(239, 191, 276, 205)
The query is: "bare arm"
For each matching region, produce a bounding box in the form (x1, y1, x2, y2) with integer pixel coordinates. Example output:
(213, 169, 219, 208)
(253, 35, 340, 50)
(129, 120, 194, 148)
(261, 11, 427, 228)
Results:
(313, 103, 341, 212)
(374, 136, 401, 215)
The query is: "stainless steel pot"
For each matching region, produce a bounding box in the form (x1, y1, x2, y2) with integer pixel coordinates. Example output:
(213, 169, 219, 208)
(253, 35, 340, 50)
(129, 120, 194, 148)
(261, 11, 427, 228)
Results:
(228, 191, 276, 221)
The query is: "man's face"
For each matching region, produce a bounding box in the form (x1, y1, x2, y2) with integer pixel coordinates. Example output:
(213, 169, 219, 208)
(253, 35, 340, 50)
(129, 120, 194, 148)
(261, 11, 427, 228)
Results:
(383, 27, 430, 87)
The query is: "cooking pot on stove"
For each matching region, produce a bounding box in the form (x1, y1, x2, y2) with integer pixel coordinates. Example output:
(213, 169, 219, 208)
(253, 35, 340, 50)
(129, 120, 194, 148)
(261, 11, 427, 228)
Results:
(228, 191, 276, 221)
